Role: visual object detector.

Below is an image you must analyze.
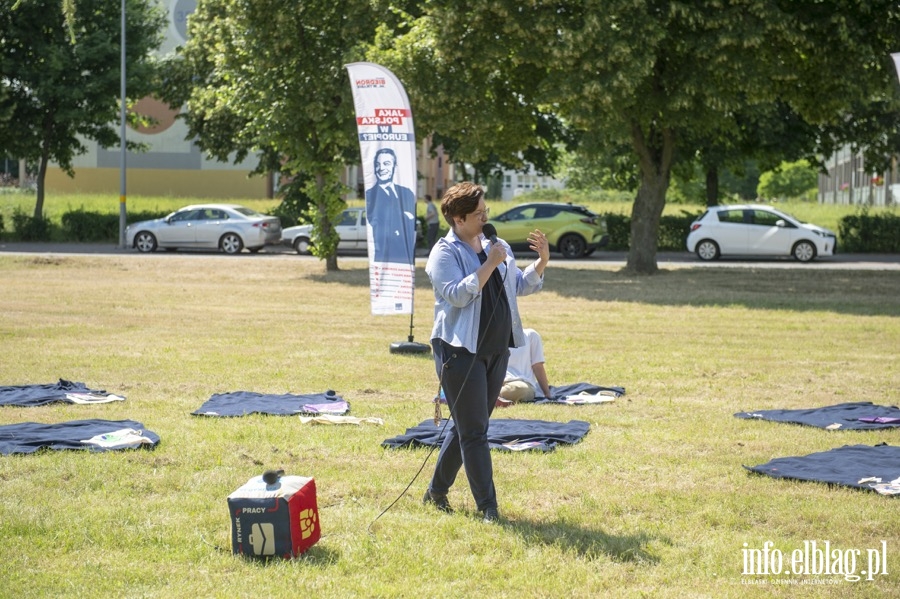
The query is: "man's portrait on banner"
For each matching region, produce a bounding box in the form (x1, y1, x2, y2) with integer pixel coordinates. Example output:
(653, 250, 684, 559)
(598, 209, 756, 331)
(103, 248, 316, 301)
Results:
(365, 147, 417, 264)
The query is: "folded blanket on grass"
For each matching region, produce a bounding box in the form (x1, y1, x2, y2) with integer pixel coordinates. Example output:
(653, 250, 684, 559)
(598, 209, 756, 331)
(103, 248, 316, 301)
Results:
(533, 383, 625, 404)
(734, 402, 900, 430)
(0, 379, 125, 407)
(382, 418, 590, 452)
(192, 390, 349, 417)
(0, 419, 160, 455)
(744, 444, 900, 496)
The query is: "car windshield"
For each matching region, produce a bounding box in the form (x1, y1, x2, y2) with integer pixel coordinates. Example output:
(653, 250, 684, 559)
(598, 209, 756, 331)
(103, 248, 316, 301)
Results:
(771, 208, 802, 223)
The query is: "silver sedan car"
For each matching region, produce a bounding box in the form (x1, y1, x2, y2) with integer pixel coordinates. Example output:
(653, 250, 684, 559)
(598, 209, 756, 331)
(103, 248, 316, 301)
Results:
(126, 204, 282, 254)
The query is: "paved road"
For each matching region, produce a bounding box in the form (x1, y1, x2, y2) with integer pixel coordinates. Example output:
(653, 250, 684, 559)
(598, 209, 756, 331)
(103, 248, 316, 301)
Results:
(1, 241, 898, 270)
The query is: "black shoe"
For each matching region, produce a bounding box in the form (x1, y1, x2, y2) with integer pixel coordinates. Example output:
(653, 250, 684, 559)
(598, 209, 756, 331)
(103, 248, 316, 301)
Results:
(423, 489, 453, 513)
(482, 507, 500, 523)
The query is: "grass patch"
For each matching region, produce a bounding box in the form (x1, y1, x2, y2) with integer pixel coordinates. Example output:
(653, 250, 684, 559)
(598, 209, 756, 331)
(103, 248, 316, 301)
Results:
(0, 254, 898, 598)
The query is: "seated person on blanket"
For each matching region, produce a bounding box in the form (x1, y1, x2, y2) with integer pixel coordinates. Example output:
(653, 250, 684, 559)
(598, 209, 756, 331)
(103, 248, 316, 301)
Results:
(497, 328, 552, 406)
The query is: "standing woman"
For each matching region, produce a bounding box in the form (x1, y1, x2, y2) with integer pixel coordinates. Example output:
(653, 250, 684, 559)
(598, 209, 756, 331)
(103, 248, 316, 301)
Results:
(423, 181, 550, 522)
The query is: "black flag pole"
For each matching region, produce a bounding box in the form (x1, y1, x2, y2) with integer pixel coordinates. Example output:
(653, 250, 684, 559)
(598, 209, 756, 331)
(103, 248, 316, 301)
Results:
(390, 308, 430, 354)
(390, 214, 430, 355)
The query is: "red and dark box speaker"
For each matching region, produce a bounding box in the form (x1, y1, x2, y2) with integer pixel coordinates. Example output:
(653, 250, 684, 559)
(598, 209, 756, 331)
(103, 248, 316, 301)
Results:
(227, 474, 320, 558)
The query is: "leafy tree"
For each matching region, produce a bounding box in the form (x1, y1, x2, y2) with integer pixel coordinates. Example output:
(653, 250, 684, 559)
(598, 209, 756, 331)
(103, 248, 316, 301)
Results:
(719, 160, 761, 201)
(162, 0, 373, 271)
(0, 0, 165, 218)
(369, 7, 570, 184)
(377, 1, 900, 273)
(757, 160, 817, 201)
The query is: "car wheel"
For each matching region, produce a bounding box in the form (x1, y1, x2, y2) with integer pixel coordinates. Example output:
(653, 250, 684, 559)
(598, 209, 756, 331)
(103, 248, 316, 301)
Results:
(558, 234, 587, 259)
(134, 232, 157, 253)
(293, 237, 311, 255)
(792, 240, 816, 262)
(695, 239, 720, 261)
(220, 233, 243, 254)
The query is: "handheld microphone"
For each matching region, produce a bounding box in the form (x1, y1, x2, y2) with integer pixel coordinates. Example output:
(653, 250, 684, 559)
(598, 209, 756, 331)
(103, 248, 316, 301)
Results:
(482, 223, 499, 245)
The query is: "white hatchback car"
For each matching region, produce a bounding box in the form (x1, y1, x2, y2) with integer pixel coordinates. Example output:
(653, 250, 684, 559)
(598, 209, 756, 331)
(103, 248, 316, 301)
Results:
(282, 207, 421, 254)
(686, 205, 837, 262)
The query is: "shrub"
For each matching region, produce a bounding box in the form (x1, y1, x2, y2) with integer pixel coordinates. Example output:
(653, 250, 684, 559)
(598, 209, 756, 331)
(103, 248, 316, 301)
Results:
(11, 209, 51, 241)
(271, 175, 315, 228)
(600, 210, 702, 251)
(838, 210, 900, 253)
(659, 210, 703, 251)
(61, 210, 120, 241)
(602, 213, 631, 250)
(757, 160, 817, 201)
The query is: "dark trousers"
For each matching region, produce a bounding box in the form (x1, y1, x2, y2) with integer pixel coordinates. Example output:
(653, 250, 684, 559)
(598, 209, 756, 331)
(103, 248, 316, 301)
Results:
(429, 340, 509, 511)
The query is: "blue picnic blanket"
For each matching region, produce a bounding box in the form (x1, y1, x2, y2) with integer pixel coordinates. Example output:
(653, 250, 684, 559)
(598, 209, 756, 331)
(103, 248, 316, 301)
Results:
(0, 419, 160, 455)
(535, 383, 625, 403)
(382, 418, 591, 452)
(0, 379, 109, 407)
(744, 444, 900, 496)
(192, 390, 349, 417)
(735, 402, 900, 430)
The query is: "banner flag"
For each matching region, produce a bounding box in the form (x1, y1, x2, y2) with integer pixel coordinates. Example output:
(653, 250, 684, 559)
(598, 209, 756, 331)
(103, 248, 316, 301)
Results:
(346, 62, 418, 316)
(892, 53, 900, 83)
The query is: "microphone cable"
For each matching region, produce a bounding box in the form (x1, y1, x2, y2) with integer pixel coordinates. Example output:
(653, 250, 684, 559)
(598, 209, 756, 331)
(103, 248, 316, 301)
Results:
(368, 234, 510, 533)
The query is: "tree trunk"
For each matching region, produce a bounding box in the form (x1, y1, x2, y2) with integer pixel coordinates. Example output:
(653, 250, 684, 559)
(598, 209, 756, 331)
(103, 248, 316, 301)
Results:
(626, 174, 667, 275)
(33, 144, 49, 220)
(625, 121, 674, 275)
(314, 172, 339, 272)
(705, 165, 718, 207)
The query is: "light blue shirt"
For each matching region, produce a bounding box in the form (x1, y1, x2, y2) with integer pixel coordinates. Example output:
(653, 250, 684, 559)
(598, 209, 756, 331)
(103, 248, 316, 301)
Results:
(426, 228, 544, 354)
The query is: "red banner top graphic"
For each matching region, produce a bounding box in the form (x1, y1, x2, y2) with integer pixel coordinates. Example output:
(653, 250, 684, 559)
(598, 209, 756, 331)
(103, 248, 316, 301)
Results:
(355, 108, 412, 127)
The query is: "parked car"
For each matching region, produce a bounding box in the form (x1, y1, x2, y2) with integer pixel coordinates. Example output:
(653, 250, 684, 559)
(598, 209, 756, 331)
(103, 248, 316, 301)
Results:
(488, 202, 608, 259)
(686, 204, 837, 262)
(282, 207, 422, 255)
(126, 204, 282, 254)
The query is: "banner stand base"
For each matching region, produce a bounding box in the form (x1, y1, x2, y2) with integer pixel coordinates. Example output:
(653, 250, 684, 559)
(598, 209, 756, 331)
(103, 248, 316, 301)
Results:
(389, 341, 431, 355)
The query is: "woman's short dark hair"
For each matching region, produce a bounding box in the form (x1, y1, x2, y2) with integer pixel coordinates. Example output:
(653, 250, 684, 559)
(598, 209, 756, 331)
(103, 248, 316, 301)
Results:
(440, 182, 484, 226)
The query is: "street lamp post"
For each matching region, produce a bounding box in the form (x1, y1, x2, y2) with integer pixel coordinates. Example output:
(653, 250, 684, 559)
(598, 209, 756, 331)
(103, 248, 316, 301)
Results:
(119, 0, 127, 248)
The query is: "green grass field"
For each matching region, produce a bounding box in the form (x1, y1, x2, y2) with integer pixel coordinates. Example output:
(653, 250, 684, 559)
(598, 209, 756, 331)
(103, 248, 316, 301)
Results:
(0, 241, 898, 597)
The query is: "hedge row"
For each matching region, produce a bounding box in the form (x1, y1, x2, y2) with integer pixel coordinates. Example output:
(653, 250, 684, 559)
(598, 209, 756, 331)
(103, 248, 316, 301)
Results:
(838, 212, 900, 253)
(59, 209, 171, 242)
(4, 208, 900, 253)
(604, 211, 702, 252)
(2, 208, 171, 242)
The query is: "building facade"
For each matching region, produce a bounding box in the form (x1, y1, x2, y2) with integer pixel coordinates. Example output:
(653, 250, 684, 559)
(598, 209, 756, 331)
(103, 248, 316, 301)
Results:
(817, 145, 898, 206)
(45, 0, 457, 203)
(46, 0, 270, 199)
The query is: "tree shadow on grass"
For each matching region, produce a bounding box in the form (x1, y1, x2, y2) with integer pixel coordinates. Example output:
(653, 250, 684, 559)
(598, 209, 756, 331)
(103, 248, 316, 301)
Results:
(504, 516, 665, 564)
(307, 264, 432, 290)
(308, 264, 900, 317)
(546, 266, 900, 317)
